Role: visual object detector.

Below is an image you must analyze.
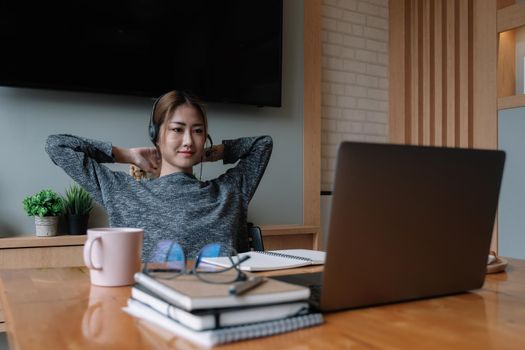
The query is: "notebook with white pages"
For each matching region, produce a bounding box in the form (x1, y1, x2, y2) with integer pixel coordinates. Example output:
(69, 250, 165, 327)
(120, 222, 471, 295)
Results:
(134, 271, 310, 311)
(131, 284, 310, 331)
(201, 249, 326, 271)
(124, 298, 324, 347)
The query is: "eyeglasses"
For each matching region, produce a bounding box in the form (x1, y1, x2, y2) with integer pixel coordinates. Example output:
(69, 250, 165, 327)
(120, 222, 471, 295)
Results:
(143, 241, 249, 284)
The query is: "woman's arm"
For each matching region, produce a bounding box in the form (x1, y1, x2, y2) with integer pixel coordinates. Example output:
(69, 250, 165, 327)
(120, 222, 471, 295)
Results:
(45, 134, 118, 205)
(220, 136, 273, 202)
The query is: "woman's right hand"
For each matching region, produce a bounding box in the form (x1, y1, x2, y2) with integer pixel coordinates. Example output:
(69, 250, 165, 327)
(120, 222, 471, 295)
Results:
(113, 146, 160, 177)
(129, 147, 160, 176)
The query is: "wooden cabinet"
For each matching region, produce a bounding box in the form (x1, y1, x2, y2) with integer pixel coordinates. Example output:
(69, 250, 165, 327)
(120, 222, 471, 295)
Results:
(0, 235, 86, 269)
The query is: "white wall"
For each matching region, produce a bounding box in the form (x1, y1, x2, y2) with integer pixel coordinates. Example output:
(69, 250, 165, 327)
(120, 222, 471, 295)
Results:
(319, 0, 389, 247)
(498, 108, 525, 259)
(320, 0, 389, 192)
(0, 0, 304, 237)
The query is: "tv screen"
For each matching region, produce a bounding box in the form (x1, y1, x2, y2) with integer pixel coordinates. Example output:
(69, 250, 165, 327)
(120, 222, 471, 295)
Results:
(0, 0, 283, 107)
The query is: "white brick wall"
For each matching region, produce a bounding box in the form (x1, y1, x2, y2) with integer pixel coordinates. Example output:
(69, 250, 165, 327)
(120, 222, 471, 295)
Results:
(321, 0, 389, 191)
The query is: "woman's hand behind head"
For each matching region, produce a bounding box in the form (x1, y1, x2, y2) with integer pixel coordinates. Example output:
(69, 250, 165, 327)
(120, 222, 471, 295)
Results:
(201, 144, 225, 163)
(130, 147, 161, 177)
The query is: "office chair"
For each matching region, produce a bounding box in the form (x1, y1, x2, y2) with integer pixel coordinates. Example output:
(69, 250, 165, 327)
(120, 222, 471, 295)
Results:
(247, 223, 264, 251)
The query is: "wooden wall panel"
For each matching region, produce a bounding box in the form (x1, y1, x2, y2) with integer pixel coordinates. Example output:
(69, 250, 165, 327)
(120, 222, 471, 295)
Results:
(389, 0, 498, 251)
(304, 0, 321, 232)
(390, 0, 496, 149)
(433, 0, 443, 146)
(422, 0, 431, 145)
(390, 0, 406, 144)
(445, 0, 456, 147)
(472, 0, 497, 149)
(409, 0, 418, 144)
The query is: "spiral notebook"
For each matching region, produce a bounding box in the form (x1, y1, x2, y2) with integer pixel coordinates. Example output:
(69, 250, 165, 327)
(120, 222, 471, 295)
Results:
(202, 249, 326, 271)
(134, 271, 310, 311)
(131, 283, 310, 330)
(124, 298, 324, 347)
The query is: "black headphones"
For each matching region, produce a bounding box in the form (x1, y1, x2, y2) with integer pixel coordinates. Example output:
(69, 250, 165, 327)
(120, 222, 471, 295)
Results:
(148, 95, 163, 145)
(148, 93, 213, 156)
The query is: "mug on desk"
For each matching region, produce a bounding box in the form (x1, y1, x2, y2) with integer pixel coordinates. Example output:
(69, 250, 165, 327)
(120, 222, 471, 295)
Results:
(83, 227, 144, 287)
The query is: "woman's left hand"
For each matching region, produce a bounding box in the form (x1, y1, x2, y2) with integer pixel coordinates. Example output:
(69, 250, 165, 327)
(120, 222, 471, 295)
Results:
(202, 144, 225, 162)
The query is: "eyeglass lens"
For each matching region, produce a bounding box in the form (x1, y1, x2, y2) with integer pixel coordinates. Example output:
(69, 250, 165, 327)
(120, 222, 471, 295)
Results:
(145, 241, 245, 284)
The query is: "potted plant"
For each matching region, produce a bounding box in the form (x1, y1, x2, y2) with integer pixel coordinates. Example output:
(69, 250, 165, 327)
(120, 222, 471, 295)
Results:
(23, 189, 63, 237)
(63, 183, 93, 235)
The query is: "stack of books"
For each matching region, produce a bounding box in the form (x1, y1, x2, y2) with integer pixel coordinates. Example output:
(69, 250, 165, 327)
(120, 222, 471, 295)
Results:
(123, 271, 323, 347)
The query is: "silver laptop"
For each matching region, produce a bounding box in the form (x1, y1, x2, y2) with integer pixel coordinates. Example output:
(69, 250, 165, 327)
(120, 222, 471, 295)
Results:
(274, 142, 505, 312)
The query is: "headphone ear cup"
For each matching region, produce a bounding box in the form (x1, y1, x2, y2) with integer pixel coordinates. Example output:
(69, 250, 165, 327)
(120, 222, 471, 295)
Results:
(148, 121, 157, 143)
(149, 93, 166, 144)
(205, 134, 213, 157)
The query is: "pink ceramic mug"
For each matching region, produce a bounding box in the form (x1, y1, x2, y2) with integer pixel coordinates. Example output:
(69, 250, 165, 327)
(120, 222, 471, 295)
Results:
(83, 227, 144, 287)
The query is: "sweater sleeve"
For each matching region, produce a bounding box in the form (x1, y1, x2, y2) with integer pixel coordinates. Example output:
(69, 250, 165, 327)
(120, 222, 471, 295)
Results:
(221, 136, 273, 202)
(45, 134, 117, 205)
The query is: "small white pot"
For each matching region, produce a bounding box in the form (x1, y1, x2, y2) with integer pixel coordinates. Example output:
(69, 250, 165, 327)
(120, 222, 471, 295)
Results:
(35, 216, 59, 237)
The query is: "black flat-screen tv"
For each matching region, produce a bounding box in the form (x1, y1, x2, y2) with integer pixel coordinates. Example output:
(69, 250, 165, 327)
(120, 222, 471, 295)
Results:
(0, 0, 283, 107)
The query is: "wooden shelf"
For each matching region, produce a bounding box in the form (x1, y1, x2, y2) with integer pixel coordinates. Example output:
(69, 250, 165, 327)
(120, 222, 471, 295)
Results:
(0, 235, 86, 249)
(498, 94, 525, 110)
(497, 2, 525, 112)
(498, 2, 525, 33)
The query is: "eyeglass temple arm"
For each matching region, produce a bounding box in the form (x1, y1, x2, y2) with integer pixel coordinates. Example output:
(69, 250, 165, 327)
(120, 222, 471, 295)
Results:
(195, 253, 251, 270)
(229, 255, 250, 270)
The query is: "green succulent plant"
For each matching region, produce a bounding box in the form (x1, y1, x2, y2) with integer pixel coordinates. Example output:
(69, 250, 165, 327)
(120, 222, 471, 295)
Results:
(23, 189, 63, 217)
(62, 184, 93, 216)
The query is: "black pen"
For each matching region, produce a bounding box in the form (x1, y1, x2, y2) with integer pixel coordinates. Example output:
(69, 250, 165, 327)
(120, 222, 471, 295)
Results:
(229, 276, 266, 295)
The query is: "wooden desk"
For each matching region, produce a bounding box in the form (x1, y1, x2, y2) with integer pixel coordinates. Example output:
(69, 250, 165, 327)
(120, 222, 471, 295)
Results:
(0, 226, 318, 332)
(0, 260, 524, 349)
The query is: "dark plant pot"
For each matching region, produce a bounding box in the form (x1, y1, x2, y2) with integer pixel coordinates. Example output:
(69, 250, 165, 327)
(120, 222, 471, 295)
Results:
(67, 214, 89, 235)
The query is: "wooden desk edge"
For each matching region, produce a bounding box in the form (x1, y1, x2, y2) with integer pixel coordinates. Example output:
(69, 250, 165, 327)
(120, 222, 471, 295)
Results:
(259, 224, 320, 236)
(0, 235, 87, 249)
(0, 226, 321, 248)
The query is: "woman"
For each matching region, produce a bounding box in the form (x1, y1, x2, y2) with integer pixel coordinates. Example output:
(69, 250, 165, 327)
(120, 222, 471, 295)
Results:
(46, 91, 273, 260)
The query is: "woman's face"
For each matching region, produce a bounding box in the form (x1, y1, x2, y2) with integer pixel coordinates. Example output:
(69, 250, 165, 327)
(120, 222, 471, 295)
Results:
(157, 104, 206, 175)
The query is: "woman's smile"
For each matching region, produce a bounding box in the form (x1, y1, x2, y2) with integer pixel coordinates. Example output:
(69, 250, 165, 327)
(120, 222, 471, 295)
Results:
(177, 150, 195, 158)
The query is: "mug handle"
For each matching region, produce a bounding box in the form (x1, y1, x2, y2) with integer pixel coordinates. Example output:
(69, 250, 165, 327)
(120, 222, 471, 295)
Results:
(83, 236, 102, 270)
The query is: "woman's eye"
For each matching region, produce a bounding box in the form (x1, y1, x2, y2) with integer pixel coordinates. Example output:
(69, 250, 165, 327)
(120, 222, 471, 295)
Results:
(171, 127, 183, 133)
(194, 129, 204, 134)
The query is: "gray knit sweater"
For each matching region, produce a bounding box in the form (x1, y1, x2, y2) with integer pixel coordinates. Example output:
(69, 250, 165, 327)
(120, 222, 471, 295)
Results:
(45, 134, 272, 260)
